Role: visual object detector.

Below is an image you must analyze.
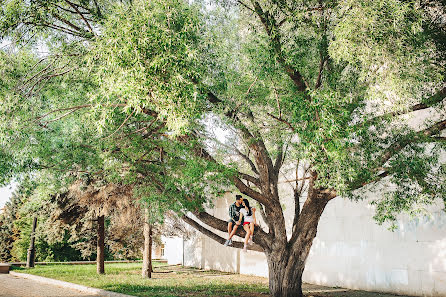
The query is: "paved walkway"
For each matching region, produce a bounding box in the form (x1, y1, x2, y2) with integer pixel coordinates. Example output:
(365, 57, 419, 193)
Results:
(0, 274, 98, 297)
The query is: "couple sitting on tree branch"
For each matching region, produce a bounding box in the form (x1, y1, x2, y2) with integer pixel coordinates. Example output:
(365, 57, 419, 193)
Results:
(224, 194, 257, 252)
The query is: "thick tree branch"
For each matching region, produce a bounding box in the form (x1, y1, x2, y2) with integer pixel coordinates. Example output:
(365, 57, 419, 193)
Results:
(289, 168, 335, 249)
(203, 87, 274, 185)
(60, 0, 93, 14)
(182, 214, 264, 252)
(239, 172, 261, 188)
(235, 148, 259, 175)
(54, 3, 90, 15)
(243, 111, 277, 193)
(93, 0, 102, 17)
(237, 0, 255, 12)
(51, 12, 85, 34)
(291, 162, 310, 234)
(187, 140, 274, 209)
(206, 90, 276, 197)
(350, 170, 391, 191)
(266, 113, 296, 131)
(65, 0, 94, 33)
(273, 143, 284, 174)
(349, 119, 446, 191)
(361, 86, 446, 127)
(315, 56, 326, 89)
(289, 187, 330, 248)
(391, 86, 446, 116)
(431, 136, 446, 142)
(256, 202, 268, 227)
(379, 119, 446, 166)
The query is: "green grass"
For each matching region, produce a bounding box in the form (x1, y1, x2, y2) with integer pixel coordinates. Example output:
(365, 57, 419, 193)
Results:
(12, 262, 269, 297)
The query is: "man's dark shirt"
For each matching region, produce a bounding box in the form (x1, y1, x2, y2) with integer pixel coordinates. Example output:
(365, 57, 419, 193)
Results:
(229, 202, 243, 222)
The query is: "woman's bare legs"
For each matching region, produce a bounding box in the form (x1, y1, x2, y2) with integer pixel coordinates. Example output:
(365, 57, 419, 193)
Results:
(243, 224, 251, 251)
(249, 222, 255, 243)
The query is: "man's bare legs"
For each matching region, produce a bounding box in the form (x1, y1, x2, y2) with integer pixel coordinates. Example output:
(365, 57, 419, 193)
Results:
(224, 221, 240, 246)
(228, 223, 239, 239)
(227, 221, 233, 237)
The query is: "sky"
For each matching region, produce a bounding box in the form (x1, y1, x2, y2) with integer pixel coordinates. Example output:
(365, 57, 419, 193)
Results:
(0, 185, 15, 209)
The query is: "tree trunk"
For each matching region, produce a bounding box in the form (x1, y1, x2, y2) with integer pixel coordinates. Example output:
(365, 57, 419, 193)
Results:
(97, 215, 105, 274)
(268, 264, 302, 297)
(142, 212, 153, 278)
(265, 249, 305, 297)
(26, 217, 37, 268)
(267, 189, 330, 297)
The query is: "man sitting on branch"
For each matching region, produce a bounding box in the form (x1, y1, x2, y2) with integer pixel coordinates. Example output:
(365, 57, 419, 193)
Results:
(224, 194, 244, 246)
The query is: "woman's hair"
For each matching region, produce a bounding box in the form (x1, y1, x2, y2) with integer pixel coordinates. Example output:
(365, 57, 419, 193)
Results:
(243, 199, 252, 216)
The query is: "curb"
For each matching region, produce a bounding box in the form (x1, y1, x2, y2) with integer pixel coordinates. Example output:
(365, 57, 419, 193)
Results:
(9, 271, 135, 297)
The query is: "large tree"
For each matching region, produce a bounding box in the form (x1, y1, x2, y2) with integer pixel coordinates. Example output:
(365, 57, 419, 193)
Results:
(84, 2, 446, 296)
(1, 0, 445, 296)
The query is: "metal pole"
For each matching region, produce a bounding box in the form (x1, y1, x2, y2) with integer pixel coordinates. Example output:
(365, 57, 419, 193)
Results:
(26, 217, 37, 268)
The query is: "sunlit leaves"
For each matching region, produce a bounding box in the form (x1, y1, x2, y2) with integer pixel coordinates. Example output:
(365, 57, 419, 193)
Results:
(330, 0, 444, 112)
(86, 0, 205, 134)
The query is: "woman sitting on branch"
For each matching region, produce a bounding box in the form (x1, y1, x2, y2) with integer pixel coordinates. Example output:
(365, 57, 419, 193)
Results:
(238, 198, 256, 252)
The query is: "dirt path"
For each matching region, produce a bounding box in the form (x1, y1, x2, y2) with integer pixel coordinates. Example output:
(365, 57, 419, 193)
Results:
(0, 274, 97, 297)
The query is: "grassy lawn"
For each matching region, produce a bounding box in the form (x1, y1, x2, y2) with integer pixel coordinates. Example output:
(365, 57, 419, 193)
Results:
(12, 262, 269, 297)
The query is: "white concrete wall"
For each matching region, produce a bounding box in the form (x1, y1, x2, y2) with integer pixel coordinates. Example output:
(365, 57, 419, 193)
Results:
(165, 188, 446, 296)
(162, 236, 183, 265)
(304, 198, 446, 296)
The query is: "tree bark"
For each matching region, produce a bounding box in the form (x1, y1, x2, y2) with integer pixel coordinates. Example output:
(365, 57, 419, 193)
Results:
(142, 210, 153, 278)
(26, 217, 38, 268)
(96, 215, 105, 274)
(269, 187, 330, 297)
(267, 253, 304, 297)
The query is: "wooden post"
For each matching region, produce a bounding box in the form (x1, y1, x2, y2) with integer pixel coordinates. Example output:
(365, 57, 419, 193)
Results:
(97, 215, 105, 274)
(142, 209, 153, 278)
(26, 217, 37, 268)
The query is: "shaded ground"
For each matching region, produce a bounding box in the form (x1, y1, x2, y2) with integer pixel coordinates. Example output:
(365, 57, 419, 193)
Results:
(150, 265, 415, 297)
(12, 263, 415, 297)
